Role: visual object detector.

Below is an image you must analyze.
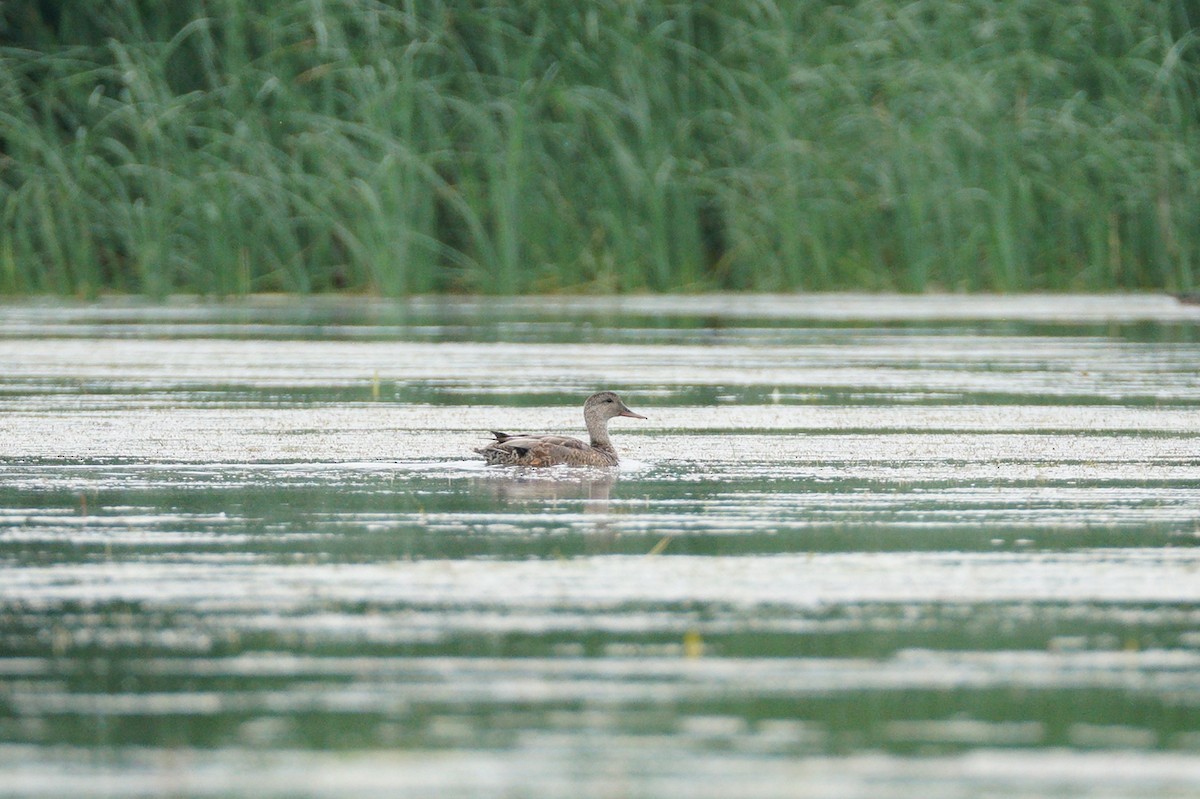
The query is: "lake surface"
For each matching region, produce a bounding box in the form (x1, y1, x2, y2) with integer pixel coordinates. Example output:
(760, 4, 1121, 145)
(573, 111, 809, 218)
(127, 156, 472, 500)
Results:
(2, 294, 1199, 798)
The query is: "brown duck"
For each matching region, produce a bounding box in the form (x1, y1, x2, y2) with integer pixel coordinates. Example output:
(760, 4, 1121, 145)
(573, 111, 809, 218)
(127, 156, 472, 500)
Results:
(475, 391, 647, 467)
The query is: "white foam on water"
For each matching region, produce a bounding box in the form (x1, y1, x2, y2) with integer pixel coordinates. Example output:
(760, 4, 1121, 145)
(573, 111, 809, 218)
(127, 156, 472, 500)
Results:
(6, 549, 1200, 608)
(1, 745, 1199, 799)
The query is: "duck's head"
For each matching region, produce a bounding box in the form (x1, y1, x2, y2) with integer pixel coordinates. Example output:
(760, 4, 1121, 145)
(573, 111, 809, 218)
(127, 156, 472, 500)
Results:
(585, 391, 647, 421)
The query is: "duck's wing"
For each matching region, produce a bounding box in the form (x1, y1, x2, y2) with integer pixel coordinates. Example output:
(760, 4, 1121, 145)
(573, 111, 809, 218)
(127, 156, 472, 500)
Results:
(486, 432, 588, 451)
(476, 433, 592, 466)
(527, 434, 589, 451)
(519, 438, 602, 467)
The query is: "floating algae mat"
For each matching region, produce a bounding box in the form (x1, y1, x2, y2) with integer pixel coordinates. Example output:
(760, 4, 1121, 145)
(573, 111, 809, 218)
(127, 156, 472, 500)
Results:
(2, 294, 1200, 798)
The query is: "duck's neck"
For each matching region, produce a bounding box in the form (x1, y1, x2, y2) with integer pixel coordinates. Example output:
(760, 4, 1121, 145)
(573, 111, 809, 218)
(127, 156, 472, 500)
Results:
(586, 415, 614, 451)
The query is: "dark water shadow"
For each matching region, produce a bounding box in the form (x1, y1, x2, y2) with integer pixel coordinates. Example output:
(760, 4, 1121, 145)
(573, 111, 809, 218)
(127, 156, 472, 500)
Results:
(469, 467, 616, 513)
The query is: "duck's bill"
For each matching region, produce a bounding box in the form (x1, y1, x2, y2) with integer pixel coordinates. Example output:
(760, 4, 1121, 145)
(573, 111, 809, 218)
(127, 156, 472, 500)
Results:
(619, 408, 648, 419)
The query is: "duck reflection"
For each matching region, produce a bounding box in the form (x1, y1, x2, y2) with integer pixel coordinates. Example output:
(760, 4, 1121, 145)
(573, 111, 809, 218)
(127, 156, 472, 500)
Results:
(470, 470, 619, 545)
(473, 468, 615, 511)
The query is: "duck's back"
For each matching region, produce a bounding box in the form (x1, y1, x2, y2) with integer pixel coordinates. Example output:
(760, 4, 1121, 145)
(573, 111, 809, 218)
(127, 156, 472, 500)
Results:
(475, 432, 617, 467)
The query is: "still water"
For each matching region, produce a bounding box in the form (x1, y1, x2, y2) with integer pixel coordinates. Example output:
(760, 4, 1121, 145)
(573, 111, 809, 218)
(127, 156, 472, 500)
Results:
(2, 294, 1199, 798)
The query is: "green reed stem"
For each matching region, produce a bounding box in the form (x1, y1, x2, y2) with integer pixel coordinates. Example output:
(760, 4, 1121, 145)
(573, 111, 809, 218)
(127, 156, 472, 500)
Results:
(1, 0, 1198, 295)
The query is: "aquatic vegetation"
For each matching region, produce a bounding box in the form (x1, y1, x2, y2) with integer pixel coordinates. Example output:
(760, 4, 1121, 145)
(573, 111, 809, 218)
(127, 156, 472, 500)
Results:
(2, 1, 1198, 295)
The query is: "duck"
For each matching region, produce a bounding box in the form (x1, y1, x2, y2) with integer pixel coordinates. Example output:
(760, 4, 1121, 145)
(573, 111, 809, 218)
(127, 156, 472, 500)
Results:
(475, 391, 646, 467)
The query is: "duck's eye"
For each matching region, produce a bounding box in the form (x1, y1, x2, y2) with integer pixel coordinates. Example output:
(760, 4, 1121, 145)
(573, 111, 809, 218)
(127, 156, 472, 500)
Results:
(604, 398, 613, 403)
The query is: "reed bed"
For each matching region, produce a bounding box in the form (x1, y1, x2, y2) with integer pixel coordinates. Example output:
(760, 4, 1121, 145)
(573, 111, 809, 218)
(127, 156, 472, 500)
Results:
(1, 1, 1197, 295)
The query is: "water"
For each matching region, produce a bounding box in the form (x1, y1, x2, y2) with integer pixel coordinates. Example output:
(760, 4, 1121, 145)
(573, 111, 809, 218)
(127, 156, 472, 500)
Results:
(2, 294, 1199, 798)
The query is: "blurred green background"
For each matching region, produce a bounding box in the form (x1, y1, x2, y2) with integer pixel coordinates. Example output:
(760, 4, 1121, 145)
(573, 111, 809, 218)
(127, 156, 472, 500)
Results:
(2, 0, 1197, 296)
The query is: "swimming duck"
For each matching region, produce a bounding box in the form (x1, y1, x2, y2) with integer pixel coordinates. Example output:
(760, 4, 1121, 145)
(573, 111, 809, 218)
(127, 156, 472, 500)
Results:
(475, 391, 646, 467)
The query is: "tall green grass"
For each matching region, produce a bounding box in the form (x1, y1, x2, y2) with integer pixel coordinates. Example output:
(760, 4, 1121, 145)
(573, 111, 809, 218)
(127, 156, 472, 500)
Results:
(1, 0, 1198, 295)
